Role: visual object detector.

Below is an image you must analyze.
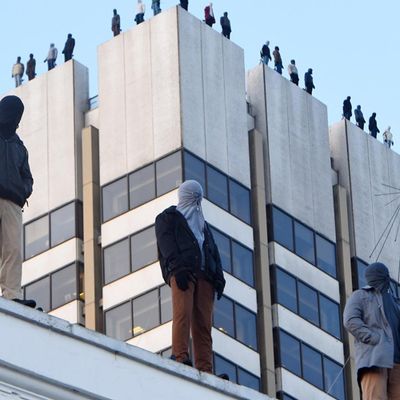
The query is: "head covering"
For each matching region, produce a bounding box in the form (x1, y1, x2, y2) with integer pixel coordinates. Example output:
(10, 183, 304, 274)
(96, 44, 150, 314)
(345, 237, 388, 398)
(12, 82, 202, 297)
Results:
(176, 180, 205, 249)
(266, 40, 270, 46)
(0, 96, 24, 139)
(365, 262, 391, 293)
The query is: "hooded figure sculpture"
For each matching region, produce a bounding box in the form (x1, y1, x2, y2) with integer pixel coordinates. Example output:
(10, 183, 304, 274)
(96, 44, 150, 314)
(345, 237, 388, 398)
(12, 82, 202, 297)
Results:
(344, 262, 400, 399)
(155, 180, 225, 374)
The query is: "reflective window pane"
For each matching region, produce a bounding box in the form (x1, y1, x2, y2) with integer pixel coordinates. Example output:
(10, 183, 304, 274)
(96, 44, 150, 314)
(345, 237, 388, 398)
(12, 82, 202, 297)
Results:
(324, 358, 346, 400)
(133, 290, 159, 336)
(50, 203, 76, 247)
(184, 152, 206, 192)
(105, 302, 132, 341)
(104, 239, 130, 284)
(320, 295, 341, 339)
(302, 344, 323, 389)
(160, 285, 172, 324)
(232, 242, 254, 287)
(214, 354, 237, 382)
(357, 259, 368, 289)
(156, 152, 182, 196)
(24, 215, 49, 259)
(279, 331, 301, 375)
(272, 207, 294, 251)
(298, 282, 319, 325)
(294, 221, 315, 264)
(102, 177, 128, 222)
(235, 304, 258, 350)
(316, 234, 337, 277)
(210, 228, 231, 274)
(275, 268, 297, 313)
(131, 226, 158, 271)
(129, 165, 155, 209)
(237, 368, 260, 391)
(213, 296, 234, 337)
(206, 166, 228, 210)
(25, 277, 50, 312)
(51, 264, 77, 309)
(229, 180, 251, 224)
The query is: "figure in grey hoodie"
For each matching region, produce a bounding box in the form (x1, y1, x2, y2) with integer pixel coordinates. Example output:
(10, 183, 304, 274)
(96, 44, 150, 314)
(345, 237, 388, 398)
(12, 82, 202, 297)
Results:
(344, 262, 400, 399)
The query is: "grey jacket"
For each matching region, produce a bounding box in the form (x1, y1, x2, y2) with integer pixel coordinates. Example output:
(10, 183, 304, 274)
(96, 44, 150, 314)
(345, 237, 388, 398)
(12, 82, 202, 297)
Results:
(344, 287, 395, 372)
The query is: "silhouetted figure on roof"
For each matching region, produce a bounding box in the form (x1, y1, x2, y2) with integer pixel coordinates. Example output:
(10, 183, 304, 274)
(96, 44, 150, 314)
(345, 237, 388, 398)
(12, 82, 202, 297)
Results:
(383, 126, 394, 149)
(180, 0, 188, 11)
(260, 41, 272, 66)
(288, 59, 299, 85)
(111, 9, 121, 36)
(135, 0, 145, 24)
(304, 68, 315, 94)
(369, 113, 380, 139)
(152, 0, 161, 16)
(44, 43, 57, 71)
(354, 105, 366, 130)
(11, 57, 24, 88)
(204, 3, 215, 27)
(62, 34, 75, 62)
(273, 46, 283, 74)
(343, 96, 352, 120)
(220, 12, 231, 39)
(26, 54, 36, 81)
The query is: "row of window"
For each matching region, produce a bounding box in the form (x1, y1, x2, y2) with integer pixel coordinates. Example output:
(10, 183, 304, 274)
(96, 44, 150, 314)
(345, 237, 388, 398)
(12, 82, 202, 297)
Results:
(268, 206, 337, 278)
(271, 266, 342, 339)
(23, 263, 83, 312)
(101, 150, 252, 225)
(277, 393, 297, 400)
(276, 330, 345, 400)
(24, 201, 83, 260)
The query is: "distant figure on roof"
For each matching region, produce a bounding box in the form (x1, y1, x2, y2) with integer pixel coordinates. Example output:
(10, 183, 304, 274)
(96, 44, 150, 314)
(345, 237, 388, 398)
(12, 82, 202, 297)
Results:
(204, 3, 215, 27)
(273, 46, 283, 74)
(304, 68, 315, 94)
(135, 0, 145, 25)
(343, 96, 352, 120)
(354, 105, 366, 130)
(383, 126, 394, 149)
(111, 9, 121, 36)
(220, 12, 231, 39)
(180, 0, 188, 11)
(260, 41, 272, 66)
(288, 59, 299, 86)
(62, 34, 75, 62)
(152, 0, 161, 16)
(26, 54, 36, 81)
(44, 43, 57, 71)
(369, 113, 380, 139)
(11, 57, 24, 88)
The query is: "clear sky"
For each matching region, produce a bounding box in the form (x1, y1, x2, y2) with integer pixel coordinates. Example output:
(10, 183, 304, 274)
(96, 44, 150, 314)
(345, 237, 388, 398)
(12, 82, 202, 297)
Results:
(0, 0, 397, 152)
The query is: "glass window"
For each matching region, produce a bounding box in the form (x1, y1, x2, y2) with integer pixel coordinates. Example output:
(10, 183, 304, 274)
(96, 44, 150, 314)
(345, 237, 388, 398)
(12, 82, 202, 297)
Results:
(131, 226, 158, 271)
(235, 304, 258, 350)
(184, 152, 206, 192)
(50, 203, 76, 247)
(320, 295, 341, 339)
(210, 228, 231, 274)
(156, 152, 182, 196)
(160, 285, 172, 324)
(275, 268, 297, 313)
(272, 207, 294, 251)
(51, 264, 77, 309)
(294, 221, 315, 264)
(129, 165, 155, 209)
(105, 302, 132, 341)
(357, 259, 368, 289)
(229, 180, 251, 224)
(206, 165, 228, 210)
(324, 357, 346, 400)
(25, 277, 50, 312)
(102, 177, 128, 222)
(214, 354, 237, 382)
(24, 215, 49, 259)
(213, 296, 234, 337)
(232, 242, 254, 287)
(316, 234, 337, 277)
(103, 239, 130, 284)
(302, 344, 323, 389)
(237, 368, 260, 391)
(298, 282, 319, 325)
(279, 331, 301, 376)
(132, 290, 159, 336)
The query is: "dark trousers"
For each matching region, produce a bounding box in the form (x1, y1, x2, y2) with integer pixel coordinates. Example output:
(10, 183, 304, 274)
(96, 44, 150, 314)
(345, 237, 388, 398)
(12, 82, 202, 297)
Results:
(275, 62, 283, 74)
(171, 275, 214, 372)
(180, 0, 188, 10)
(357, 120, 365, 130)
(343, 112, 351, 120)
(47, 59, 55, 71)
(64, 52, 73, 62)
(135, 13, 144, 24)
(222, 28, 231, 39)
(290, 73, 299, 85)
(371, 129, 378, 138)
(306, 85, 313, 94)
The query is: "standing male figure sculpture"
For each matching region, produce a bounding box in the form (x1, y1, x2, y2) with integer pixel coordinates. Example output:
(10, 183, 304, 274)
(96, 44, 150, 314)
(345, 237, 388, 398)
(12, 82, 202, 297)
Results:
(11, 57, 24, 87)
(111, 9, 121, 36)
(62, 34, 75, 62)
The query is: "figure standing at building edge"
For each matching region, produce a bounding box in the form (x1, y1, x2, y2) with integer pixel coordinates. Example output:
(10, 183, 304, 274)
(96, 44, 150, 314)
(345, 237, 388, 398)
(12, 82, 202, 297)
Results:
(288, 59, 299, 85)
(383, 126, 394, 149)
(135, 0, 146, 24)
(354, 105, 365, 130)
(369, 113, 380, 139)
(204, 3, 215, 27)
(304, 68, 315, 94)
(343, 96, 352, 120)
(62, 34, 75, 62)
(152, 0, 161, 16)
(12, 57, 24, 88)
(180, 0, 188, 11)
(260, 41, 272, 66)
(44, 43, 58, 71)
(26, 54, 36, 81)
(273, 46, 283, 74)
(220, 12, 231, 39)
(155, 180, 225, 373)
(111, 9, 121, 36)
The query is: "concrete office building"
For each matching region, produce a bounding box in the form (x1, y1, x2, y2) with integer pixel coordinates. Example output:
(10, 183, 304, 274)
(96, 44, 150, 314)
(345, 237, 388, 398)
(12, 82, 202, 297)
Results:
(1, 5, 399, 400)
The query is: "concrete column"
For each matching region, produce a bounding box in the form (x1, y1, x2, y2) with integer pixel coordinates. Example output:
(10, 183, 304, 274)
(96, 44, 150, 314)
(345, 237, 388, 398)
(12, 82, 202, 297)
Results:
(249, 129, 276, 397)
(333, 184, 359, 400)
(82, 126, 103, 332)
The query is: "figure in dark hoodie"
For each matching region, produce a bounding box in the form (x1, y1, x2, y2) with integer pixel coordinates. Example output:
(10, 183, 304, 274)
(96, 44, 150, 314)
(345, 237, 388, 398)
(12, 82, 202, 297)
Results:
(344, 262, 400, 399)
(0, 96, 35, 308)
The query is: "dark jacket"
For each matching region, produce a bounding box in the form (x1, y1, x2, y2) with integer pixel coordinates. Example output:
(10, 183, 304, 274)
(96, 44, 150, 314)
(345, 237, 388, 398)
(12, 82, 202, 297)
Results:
(0, 132, 33, 207)
(220, 16, 231, 32)
(155, 206, 225, 291)
(304, 71, 314, 89)
(369, 116, 379, 132)
(261, 44, 271, 59)
(343, 99, 352, 116)
(63, 37, 75, 56)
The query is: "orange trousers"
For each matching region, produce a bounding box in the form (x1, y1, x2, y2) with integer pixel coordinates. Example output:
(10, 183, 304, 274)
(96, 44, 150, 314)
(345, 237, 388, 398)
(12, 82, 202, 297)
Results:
(361, 364, 400, 400)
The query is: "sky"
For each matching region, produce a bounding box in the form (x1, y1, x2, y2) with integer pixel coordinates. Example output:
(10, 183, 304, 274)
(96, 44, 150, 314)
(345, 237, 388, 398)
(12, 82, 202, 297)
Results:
(0, 0, 398, 152)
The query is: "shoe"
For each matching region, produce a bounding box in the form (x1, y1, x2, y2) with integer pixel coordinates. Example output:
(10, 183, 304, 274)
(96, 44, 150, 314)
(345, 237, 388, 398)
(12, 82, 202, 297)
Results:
(13, 298, 36, 308)
(36, 307, 44, 312)
(170, 355, 193, 367)
(218, 373, 230, 381)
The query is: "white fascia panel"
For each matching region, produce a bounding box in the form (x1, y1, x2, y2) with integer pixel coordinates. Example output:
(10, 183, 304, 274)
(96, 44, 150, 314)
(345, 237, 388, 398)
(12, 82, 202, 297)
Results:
(127, 321, 172, 353)
(224, 274, 257, 313)
(49, 301, 82, 325)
